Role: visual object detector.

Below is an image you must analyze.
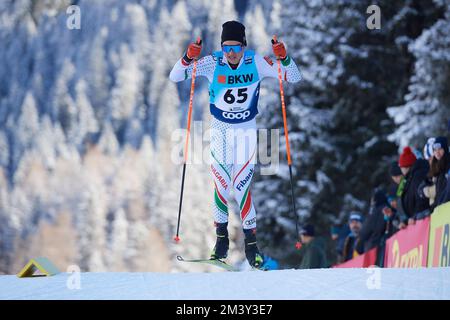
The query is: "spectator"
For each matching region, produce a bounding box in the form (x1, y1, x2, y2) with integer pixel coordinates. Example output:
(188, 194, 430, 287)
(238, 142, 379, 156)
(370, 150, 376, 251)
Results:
(330, 224, 340, 241)
(430, 137, 450, 207)
(298, 224, 328, 269)
(342, 212, 363, 262)
(331, 222, 350, 263)
(390, 161, 405, 197)
(356, 188, 395, 254)
(423, 137, 436, 163)
(386, 194, 397, 212)
(379, 203, 399, 267)
(419, 138, 437, 207)
(388, 191, 406, 228)
(443, 169, 450, 206)
(445, 123, 450, 204)
(386, 161, 405, 230)
(396, 147, 430, 226)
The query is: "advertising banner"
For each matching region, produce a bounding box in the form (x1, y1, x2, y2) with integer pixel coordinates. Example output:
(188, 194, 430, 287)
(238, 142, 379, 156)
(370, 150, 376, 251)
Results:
(384, 217, 430, 268)
(334, 247, 377, 268)
(428, 202, 450, 267)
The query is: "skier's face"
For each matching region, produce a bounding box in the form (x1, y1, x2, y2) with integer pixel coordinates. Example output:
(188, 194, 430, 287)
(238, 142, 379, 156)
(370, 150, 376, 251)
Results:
(222, 40, 244, 65)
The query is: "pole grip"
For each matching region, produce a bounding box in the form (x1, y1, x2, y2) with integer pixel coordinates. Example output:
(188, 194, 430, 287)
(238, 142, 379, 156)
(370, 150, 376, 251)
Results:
(276, 59, 292, 165)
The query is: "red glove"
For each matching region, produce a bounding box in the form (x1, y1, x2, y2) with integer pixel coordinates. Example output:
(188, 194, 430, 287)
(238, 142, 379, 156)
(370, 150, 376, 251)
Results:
(271, 39, 287, 60)
(186, 39, 202, 60)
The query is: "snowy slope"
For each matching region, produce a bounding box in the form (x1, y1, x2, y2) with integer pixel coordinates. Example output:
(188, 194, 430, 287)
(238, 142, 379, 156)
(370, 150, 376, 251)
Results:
(1, 267, 449, 300)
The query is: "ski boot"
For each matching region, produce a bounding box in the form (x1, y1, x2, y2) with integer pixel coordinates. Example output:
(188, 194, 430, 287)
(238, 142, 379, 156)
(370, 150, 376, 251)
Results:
(210, 222, 229, 260)
(244, 228, 264, 269)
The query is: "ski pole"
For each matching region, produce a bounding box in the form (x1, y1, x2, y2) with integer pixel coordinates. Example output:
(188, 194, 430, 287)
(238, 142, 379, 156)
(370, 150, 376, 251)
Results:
(273, 35, 301, 249)
(174, 37, 201, 243)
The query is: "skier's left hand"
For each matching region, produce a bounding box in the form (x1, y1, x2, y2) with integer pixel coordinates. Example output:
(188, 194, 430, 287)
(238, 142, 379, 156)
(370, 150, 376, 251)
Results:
(271, 39, 287, 60)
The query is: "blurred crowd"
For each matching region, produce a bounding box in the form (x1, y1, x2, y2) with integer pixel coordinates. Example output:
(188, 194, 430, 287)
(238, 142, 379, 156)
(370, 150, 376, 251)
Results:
(296, 124, 450, 269)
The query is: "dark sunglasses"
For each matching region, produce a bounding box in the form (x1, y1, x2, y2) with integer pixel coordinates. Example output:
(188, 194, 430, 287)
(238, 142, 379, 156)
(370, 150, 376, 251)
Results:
(222, 45, 243, 53)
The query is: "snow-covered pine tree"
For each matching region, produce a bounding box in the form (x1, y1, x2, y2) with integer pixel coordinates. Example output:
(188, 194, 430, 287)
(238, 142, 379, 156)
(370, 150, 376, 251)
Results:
(206, 0, 237, 48)
(0, 131, 9, 170)
(253, 0, 443, 267)
(243, 3, 270, 54)
(388, 1, 450, 148)
(10, 92, 41, 179)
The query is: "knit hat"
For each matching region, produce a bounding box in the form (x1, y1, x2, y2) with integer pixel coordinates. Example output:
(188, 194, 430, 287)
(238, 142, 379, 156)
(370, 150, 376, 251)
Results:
(372, 187, 388, 207)
(221, 21, 247, 46)
(348, 212, 363, 223)
(390, 161, 402, 176)
(300, 224, 315, 237)
(423, 137, 436, 160)
(433, 136, 449, 155)
(399, 146, 417, 168)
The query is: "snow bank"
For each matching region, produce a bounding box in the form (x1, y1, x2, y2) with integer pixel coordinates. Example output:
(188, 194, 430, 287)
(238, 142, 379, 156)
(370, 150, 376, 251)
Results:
(1, 267, 449, 300)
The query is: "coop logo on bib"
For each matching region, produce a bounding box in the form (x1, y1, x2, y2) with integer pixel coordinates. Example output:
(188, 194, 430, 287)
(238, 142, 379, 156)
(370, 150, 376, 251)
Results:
(222, 110, 251, 120)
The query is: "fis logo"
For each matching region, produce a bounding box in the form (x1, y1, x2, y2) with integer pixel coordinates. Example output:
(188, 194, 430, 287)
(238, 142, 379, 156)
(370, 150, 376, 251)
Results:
(217, 74, 254, 84)
(236, 168, 254, 191)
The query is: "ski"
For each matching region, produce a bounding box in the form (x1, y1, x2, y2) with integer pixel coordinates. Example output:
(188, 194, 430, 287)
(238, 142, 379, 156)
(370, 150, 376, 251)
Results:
(176, 255, 239, 272)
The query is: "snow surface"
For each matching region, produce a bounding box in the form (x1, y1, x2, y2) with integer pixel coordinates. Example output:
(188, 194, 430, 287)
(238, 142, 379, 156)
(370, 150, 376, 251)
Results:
(1, 267, 449, 300)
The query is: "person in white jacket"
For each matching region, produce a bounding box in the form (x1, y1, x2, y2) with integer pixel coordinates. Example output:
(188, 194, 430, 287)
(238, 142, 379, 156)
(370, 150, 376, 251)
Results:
(169, 20, 301, 268)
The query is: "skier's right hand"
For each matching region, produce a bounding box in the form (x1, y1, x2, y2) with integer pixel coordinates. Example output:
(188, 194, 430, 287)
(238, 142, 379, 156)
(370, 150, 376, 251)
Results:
(271, 37, 287, 60)
(186, 40, 202, 60)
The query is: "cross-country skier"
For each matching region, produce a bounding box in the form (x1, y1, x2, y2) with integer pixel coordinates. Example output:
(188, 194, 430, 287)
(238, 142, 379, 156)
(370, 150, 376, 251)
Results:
(169, 21, 301, 268)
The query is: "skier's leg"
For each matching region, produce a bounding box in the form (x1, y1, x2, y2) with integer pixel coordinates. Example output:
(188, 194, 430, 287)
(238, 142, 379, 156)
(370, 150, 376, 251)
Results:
(231, 119, 263, 268)
(210, 118, 233, 259)
(243, 228, 264, 268)
(210, 118, 233, 224)
(232, 119, 257, 230)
